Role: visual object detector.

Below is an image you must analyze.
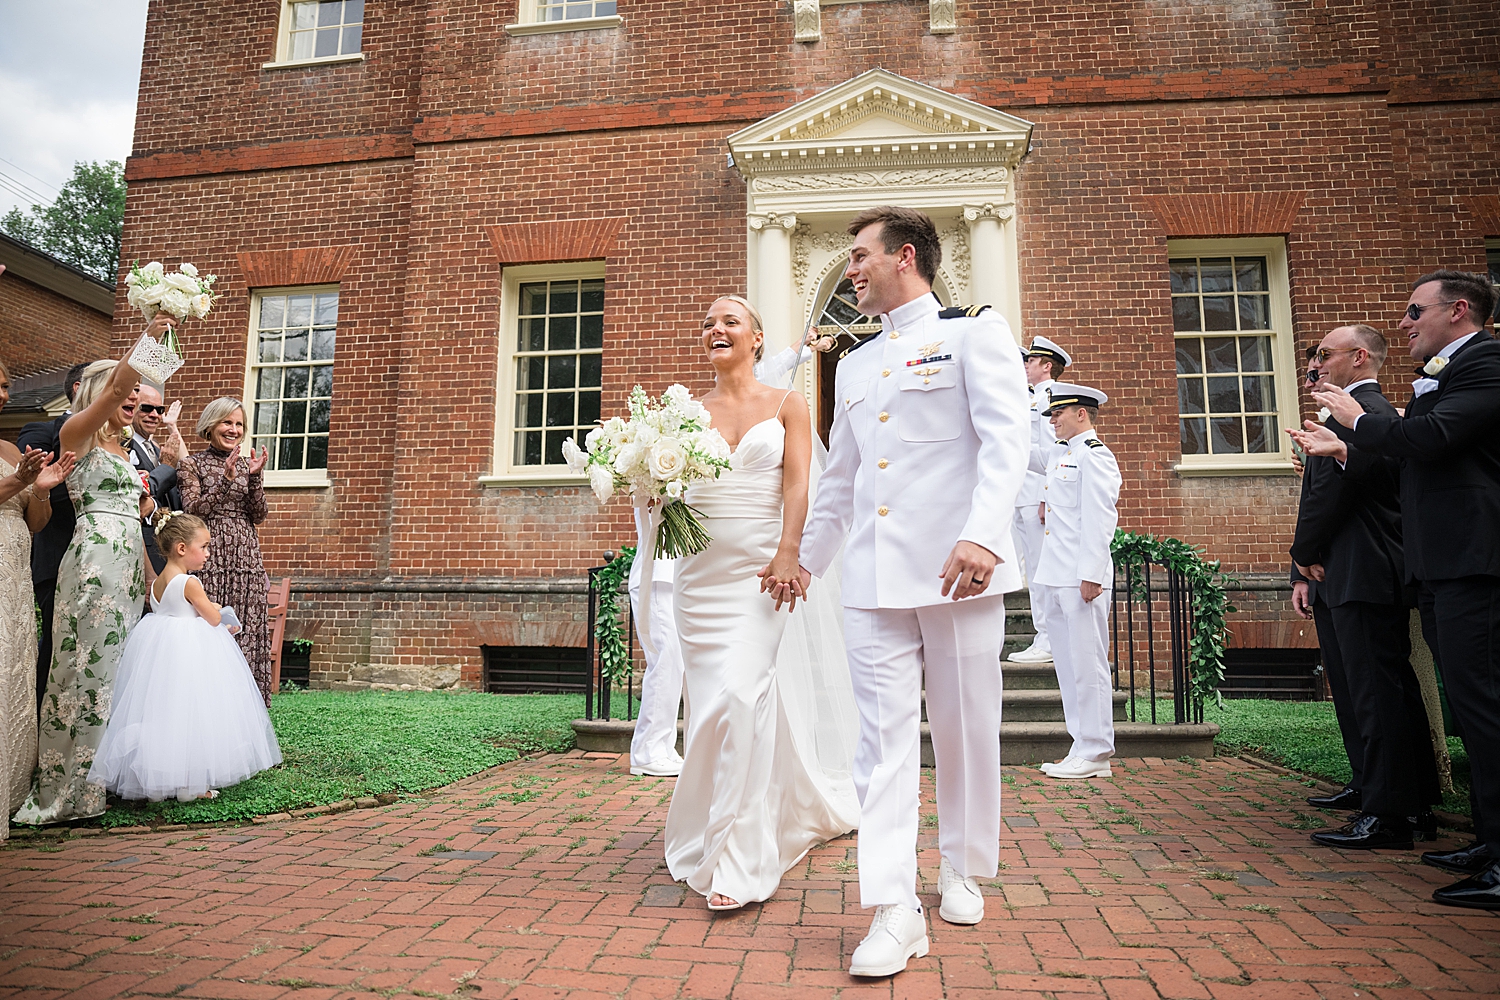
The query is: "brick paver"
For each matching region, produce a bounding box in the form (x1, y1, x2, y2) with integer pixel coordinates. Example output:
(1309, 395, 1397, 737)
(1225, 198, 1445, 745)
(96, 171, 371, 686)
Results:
(1, 753, 1495, 998)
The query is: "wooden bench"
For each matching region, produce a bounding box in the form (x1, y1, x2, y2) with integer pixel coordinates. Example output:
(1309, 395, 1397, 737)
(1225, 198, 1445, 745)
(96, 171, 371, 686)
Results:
(267, 577, 291, 692)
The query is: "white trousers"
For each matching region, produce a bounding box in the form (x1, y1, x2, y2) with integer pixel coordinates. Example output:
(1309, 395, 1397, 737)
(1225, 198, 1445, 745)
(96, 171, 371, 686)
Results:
(1012, 504, 1050, 652)
(1036, 584, 1114, 762)
(628, 578, 684, 767)
(843, 596, 1006, 910)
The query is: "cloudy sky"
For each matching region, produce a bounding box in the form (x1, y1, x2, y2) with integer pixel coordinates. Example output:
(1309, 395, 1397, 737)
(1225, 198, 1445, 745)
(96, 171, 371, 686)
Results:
(0, 1, 149, 216)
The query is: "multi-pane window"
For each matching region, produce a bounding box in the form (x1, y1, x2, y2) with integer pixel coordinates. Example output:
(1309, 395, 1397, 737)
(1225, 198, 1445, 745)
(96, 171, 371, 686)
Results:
(251, 290, 336, 474)
(512, 278, 603, 467)
(535, 0, 617, 20)
(1488, 243, 1500, 332)
(289, 0, 363, 60)
(1172, 256, 1279, 457)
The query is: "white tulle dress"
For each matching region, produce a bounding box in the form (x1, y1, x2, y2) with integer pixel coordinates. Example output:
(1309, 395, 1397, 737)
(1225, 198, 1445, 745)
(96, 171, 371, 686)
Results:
(662, 412, 860, 905)
(88, 573, 282, 801)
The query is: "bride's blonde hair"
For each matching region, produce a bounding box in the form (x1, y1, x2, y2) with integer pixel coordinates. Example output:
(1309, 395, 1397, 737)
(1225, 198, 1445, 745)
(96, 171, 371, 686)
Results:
(72, 360, 128, 449)
(710, 295, 766, 363)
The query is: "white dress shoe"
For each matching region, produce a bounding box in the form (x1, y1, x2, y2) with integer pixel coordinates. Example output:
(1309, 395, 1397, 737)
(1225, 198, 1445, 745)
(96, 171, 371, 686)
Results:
(630, 755, 684, 777)
(1039, 755, 1077, 775)
(1007, 641, 1053, 663)
(1045, 756, 1112, 779)
(937, 856, 984, 925)
(849, 903, 929, 977)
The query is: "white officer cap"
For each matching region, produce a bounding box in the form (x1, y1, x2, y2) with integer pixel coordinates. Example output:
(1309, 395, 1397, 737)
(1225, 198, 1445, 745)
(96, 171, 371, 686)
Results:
(1028, 336, 1072, 368)
(1043, 382, 1108, 415)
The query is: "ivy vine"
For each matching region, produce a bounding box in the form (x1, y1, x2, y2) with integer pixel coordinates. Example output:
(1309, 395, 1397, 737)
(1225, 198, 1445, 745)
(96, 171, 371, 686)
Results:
(1110, 530, 1237, 713)
(594, 547, 636, 686)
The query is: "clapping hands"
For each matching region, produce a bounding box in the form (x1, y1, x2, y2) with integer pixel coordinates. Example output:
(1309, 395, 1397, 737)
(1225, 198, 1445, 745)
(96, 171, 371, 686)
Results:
(224, 445, 270, 478)
(15, 447, 75, 491)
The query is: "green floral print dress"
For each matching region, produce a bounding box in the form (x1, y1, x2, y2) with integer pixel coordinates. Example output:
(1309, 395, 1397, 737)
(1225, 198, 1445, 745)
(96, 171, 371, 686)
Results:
(12, 447, 144, 825)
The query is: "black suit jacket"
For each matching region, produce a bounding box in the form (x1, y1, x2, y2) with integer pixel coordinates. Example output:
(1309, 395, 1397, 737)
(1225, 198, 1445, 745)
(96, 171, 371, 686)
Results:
(1288, 382, 1407, 607)
(18, 414, 75, 585)
(1333, 330, 1500, 582)
(129, 436, 180, 573)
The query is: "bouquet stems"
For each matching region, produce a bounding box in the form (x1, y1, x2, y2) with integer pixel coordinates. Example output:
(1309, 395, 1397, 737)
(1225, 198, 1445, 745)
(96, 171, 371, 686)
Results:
(160, 321, 184, 360)
(656, 499, 713, 558)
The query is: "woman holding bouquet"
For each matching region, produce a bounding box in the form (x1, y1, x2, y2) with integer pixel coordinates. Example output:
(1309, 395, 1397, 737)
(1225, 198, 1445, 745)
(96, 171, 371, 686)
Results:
(13, 319, 168, 826)
(664, 296, 858, 911)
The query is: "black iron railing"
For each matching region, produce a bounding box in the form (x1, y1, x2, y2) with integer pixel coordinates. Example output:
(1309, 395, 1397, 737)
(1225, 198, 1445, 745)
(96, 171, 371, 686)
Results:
(1110, 557, 1203, 724)
(583, 559, 637, 722)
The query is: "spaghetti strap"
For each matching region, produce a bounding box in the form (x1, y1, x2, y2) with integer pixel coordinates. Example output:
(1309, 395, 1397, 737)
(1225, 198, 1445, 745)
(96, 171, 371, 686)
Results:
(773, 388, 795, 420)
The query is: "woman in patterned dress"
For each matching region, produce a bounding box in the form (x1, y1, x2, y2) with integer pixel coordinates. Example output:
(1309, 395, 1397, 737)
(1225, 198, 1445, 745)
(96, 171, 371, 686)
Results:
(0, 361, 77, 840)
(13, 320, 168, 826)
(178, 398, 273, 705)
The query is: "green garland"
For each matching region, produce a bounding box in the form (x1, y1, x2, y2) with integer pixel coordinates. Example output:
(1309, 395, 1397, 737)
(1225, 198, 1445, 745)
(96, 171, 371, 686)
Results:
(1110, 530, 1237, 712)
(593, 546, 636, 686)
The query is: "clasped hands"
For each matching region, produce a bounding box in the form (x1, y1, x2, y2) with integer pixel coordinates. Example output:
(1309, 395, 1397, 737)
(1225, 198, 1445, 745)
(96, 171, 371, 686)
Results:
(757, 539, 1002, 612)
(1285, 382, 1361, 464)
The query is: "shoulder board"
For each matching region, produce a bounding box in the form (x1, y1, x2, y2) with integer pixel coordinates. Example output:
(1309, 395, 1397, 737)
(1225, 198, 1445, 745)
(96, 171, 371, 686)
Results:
(938, 304, 991, 319)
(838, 334, 879, 360)
(1085, 439, 1105, 449)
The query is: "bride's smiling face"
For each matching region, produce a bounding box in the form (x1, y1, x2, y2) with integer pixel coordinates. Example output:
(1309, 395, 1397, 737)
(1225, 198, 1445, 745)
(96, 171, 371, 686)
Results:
(702, 298, 762, 369)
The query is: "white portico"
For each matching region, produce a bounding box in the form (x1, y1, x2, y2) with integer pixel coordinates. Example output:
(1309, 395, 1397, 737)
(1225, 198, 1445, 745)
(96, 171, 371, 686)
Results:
(728, 69, 1035, 385)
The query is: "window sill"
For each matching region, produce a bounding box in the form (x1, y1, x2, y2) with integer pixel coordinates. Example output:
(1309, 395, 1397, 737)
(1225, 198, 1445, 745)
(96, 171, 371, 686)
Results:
(262, 52, 365, 71)
(479, 472, 588, 488)
(504, 15, 622, 36)
(264, 470, 332, 488)
(1174, 459, 1298, 478)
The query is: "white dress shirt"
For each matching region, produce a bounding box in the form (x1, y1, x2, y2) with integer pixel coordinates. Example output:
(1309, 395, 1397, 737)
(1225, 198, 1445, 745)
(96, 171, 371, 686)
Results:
(1033, 429, 1122, 588)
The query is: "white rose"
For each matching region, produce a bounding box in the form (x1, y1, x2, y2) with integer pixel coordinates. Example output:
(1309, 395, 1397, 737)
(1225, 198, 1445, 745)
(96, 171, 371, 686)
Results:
(664, 384, 693, 409)
(1317, 407, 1331, 424)
(143, 261, 164, 275)
(648, 438, 686, 481)
(179, 262, 198, 277)
(159, 287, 192, 318)
(584, 427, 604, 452)
(191, 293, 213, 317)
(700, 429, 731, 461)
(665, 479, 684, 499)
(589, 465, 614, 503)
(561, 436, 587, 473)
(613, 442, 642, 477)
(633, 424, 660, 448)
(163, 272, 200, 294)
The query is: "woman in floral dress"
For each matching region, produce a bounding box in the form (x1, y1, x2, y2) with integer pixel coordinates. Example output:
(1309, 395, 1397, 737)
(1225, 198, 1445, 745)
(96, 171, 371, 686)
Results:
(13, 322, 167, 826)
(179, 398, 272, 705)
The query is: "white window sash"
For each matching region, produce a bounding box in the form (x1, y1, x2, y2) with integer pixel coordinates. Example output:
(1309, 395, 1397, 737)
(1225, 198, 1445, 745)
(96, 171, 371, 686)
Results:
(244, 284, 338, 489)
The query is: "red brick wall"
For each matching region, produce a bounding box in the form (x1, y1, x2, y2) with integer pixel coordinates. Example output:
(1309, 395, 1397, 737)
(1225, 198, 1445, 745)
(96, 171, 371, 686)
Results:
(0, 272, 112, 377)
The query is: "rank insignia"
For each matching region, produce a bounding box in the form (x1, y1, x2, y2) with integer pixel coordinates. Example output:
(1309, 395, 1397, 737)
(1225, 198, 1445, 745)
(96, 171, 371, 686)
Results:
(1085, 439, 1105, 449)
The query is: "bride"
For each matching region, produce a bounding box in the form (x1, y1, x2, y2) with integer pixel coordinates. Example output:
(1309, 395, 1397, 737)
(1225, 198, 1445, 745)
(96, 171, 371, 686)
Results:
(662, 295, 859, 910)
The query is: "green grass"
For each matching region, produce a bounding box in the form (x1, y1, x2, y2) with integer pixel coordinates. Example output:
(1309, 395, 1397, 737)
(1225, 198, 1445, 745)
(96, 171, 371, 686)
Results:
(1124, 695, 1472, 817)
(78, 690, 583, 828)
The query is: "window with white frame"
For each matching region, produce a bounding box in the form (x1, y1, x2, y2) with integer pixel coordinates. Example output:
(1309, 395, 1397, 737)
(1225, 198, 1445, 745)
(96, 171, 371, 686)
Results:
(1170, 238, 1296, 473)
(507, 0, 620, 34)
(490, 263, 603, 481)
(246, 287, 337, 486)
(268, 0, 364, 67)
(535, 0, 617, 21)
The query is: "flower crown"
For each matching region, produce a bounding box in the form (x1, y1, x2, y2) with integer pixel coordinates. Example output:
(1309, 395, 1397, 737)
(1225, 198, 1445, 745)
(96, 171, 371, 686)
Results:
(154, 508, 183, 528)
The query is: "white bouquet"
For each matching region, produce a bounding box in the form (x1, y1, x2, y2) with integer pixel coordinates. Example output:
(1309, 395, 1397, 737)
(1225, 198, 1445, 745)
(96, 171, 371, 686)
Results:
(564, 384, 732, 558)
(124, 261, 218, 380)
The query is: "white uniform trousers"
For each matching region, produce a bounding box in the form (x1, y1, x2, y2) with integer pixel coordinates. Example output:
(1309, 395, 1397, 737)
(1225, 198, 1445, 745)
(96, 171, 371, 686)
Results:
(843, 595, 1006, 910)
(628, 578, 684, 768)
(1011, 504, 1050, 652)
(1036, 584, 1114, 762)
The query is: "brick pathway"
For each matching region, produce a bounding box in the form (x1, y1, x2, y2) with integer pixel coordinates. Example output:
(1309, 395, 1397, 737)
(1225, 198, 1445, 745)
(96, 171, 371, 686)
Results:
(1, 752, 1496, 999)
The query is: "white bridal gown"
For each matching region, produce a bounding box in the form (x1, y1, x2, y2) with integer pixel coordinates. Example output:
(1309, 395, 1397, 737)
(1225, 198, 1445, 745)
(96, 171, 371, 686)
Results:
(665, 414, 860, 905)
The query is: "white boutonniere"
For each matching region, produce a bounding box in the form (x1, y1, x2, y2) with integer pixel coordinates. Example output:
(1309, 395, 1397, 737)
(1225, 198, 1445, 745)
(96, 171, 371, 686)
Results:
(1317, 407, 1331, 423)
(1423, 355, 1449, 376)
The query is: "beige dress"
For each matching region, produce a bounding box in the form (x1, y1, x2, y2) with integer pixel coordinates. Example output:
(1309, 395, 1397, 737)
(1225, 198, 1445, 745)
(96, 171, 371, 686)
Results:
(0, 460, 37, 841)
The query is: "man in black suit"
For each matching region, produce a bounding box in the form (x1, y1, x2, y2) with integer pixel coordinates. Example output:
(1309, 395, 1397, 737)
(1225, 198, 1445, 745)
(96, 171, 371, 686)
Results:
(1301, 269, 1500, 909)
(18, 362, 90, 713)
(1289, 324, 1439, 850)
(127, 383, 183, 575)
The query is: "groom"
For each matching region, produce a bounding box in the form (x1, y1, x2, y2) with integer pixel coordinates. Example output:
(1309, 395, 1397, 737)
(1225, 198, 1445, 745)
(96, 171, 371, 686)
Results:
(798, 206, 1030, 976)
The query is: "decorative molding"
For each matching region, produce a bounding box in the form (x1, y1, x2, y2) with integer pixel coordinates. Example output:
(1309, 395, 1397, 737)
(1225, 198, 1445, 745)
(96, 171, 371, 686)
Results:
(929, 0, 956, 34)
(962, 202, 1015, 223)
(1462, 195, 1500, 236)
(484, 217, 626, 265)
(747, 211, 799, 231)
(237, 246, 359, 288)
(753, 167, 1009, 193)
(1143, 192, 1306, 238)
(941, 222, 971, 290)
(793, 0, 821, 42)
(791, 225, 852, 293)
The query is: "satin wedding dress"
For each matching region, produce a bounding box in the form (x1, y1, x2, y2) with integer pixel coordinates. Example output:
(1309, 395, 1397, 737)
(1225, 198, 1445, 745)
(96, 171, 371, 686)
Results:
(664, 411, 860, 905)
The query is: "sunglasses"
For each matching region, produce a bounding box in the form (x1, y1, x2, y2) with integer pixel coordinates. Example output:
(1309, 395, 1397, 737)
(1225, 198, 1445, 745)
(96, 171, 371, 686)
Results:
(1311, 346, 1362, 363)
(137, 404, 167, 415)
(1405, 300, 1457, 321)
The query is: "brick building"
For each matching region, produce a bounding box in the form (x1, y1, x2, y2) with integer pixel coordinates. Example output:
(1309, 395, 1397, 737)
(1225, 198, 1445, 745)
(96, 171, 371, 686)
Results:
(116, 0, 1500, 691)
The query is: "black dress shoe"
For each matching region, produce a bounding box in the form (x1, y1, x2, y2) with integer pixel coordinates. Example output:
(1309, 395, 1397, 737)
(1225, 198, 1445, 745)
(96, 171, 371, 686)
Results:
(1408, 812, 1438, 842)
(1432, 861, 1500, 910)
(1308, 786, 1362, 810)
(1423, 841, 1494, 875)
(1310, 813, 1414, 851)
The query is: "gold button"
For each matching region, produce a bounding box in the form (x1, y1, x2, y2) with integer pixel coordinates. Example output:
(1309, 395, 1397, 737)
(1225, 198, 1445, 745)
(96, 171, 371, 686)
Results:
(878, 506, 889, 516)
(845, 398, 850, 404)
(877, 459, 889, 469)
(889, 331, 899, 339)
(923, 378, 931, 384)
(879, 411, 889, 422)
(882, 369, 891, 377)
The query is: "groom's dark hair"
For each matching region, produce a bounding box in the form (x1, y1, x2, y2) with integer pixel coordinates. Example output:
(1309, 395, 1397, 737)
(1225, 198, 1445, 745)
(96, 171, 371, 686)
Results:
(847, 206, 941, 285)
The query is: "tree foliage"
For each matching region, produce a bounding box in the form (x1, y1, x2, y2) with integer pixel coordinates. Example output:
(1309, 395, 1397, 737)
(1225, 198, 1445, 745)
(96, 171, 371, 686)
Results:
(0, 160, 125, 282)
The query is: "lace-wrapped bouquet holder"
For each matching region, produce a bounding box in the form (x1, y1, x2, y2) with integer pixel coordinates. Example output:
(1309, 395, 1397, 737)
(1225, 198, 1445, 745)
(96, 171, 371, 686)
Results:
(124, 261, 219, 383)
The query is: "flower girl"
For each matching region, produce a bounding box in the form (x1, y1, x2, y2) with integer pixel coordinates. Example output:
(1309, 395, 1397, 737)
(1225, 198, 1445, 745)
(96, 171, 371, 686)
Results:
(90, 512, 282, 802)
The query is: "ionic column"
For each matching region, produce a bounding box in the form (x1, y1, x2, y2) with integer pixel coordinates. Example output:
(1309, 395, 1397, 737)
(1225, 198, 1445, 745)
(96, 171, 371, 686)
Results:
(963, 203, 1019, 341)
(748, 211, 798, 355)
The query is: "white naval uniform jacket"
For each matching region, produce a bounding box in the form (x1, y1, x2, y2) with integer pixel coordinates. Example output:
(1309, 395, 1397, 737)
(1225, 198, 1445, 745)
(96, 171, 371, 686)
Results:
(1016, 378, 1056, 508)
(800, 294, 1031, 609)
(1032, 429, 1122, 588)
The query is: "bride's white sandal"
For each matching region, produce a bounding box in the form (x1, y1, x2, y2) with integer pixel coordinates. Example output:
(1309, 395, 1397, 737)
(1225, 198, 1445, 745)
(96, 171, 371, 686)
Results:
(707, 892, 744, 912)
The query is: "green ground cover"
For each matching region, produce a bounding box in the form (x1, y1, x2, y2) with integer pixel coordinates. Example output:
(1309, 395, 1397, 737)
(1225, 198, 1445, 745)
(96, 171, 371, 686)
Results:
(74, 689, 583, 828)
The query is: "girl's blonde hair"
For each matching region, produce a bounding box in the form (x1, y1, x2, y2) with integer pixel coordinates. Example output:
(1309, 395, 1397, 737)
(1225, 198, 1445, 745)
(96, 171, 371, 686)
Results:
(711, 295, 766, 363)
(72, 359, 126, 449)
(153, 510, 208, 555)
(0, 358, 10, 382)
(196, 397, 245, 440)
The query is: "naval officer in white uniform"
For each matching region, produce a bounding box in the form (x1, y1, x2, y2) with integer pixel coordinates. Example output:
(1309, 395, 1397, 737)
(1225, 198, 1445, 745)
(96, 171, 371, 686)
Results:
(1032, 384, 1122, 780)
(796, 206, 1030, 977)
(1009, 336, 1073, 664)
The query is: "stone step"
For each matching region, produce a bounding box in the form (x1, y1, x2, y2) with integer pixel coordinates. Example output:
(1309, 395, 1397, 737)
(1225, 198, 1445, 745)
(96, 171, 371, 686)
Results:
(1003, 688, 1128, 723)
(999, 661, 1060, 690)
(572, 717, 1219, 765)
